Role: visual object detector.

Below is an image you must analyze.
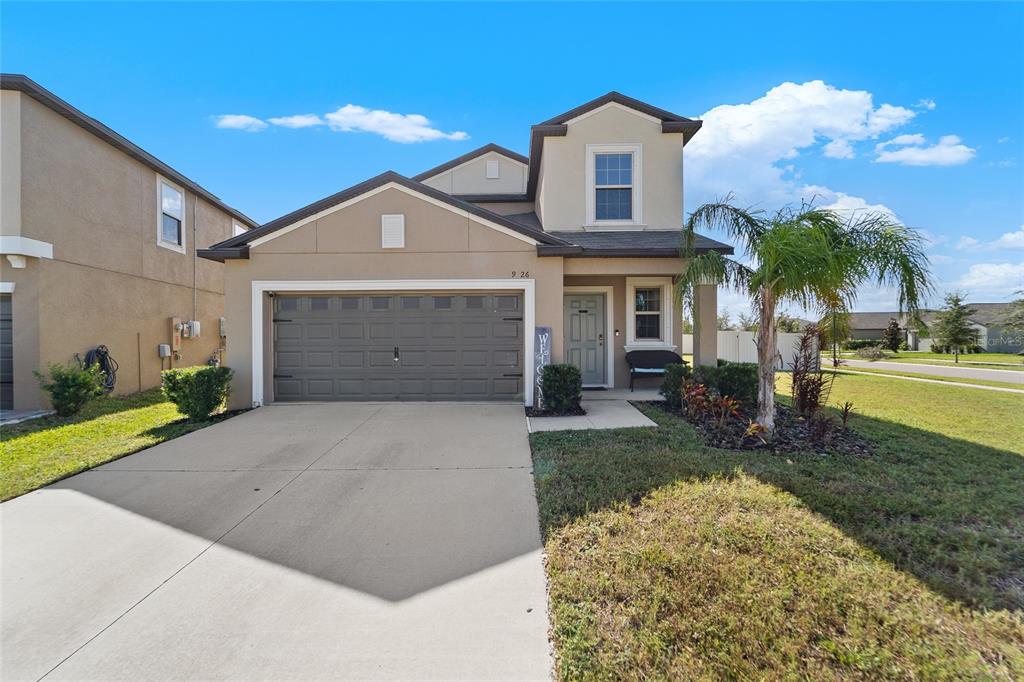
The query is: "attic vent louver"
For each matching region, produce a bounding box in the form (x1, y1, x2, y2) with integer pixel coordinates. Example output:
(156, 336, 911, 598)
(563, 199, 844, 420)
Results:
(381, 214, 405, 248)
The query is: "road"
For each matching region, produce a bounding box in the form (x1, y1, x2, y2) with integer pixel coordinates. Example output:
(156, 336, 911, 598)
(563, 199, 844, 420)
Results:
(841, 359, 1024, 384)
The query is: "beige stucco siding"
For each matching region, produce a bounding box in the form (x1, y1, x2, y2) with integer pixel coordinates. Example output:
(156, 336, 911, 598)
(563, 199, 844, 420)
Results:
(1, 91, 22, 237)
(536, 105, 685, 231)
(223, 188, 564, 408)
(420, 151, 527, 196)
(469, 201, 535, 216)
(6, 94, 240, 409)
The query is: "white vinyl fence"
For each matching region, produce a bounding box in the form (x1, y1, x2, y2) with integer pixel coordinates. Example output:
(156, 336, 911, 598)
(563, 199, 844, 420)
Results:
(682, 331, 814, 369)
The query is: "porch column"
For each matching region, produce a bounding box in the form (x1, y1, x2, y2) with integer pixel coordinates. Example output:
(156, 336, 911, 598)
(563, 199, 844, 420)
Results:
(692, 284, 717, 367)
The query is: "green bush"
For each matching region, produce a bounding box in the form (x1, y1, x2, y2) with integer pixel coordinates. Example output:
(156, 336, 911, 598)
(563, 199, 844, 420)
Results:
(692, 361, 758, 403)
(35, 362, 105, 417)
(540, 364, 582, 414)
(659, 363, 691, 412)
(841, 338, 881, 351)
(161, 365, 234, 421)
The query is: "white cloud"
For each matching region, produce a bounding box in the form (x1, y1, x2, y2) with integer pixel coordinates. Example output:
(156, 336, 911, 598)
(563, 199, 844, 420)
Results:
(875, 134, 976, 166)
(685, 80, 916, 208)
(822, 139, 854, 159)
(214, 114, 268, 132)
(930, 254, 954, 264)
(954, 227, 1024, 251)
(956, 261, 1024, 295)
(993, 227, 1024, 250)
(875, 133, 926, 150)
(803, 185, 899, 221)
(324, 104, 468, 143)
(215, 105, 468, 143)
(916, 98, 937, 110)
(997, 136, 1011, 144)
(267, 114, 324, 129)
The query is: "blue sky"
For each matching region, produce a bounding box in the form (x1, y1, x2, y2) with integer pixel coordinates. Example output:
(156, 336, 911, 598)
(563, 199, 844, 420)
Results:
(3, 2, 1022, 312)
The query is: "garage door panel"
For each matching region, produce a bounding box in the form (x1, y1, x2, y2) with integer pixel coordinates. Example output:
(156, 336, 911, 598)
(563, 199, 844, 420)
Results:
(273, 293, 523, 401)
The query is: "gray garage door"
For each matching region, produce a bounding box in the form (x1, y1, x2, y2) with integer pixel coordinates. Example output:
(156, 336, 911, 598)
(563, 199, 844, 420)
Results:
(1, 294, 11, 410)
(273, 292, 523, 401)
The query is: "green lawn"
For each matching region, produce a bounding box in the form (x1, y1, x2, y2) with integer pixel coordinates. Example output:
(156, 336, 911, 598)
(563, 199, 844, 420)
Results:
(835, 366, 1024, 391)
(0, 389, 231, 501)
(531, 373, 1024, 679)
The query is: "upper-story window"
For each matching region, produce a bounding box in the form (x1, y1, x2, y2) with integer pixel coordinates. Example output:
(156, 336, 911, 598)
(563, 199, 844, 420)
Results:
(586, 144, 643, 228)
(157, 177, 186, 253)
(595, 153, 633, 220)
(233, 222, 247, 237)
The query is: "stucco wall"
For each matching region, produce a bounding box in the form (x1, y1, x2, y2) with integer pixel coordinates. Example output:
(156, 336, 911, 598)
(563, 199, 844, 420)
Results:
(8, 95, 240, 408)
(536, 105, 685, 231)
(420, 151, 527, 196)
(222, 187, 565, 408)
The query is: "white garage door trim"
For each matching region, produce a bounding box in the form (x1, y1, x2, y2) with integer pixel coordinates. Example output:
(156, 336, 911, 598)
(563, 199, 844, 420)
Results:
(251, 279, 536, 407)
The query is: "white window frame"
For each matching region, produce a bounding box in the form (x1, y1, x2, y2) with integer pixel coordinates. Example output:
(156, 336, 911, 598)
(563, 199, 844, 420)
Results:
(156, 175, 186, 254)
(625, 276, 675, 350)
(585, 143, 643, 230)
(233, 222, 248, 237)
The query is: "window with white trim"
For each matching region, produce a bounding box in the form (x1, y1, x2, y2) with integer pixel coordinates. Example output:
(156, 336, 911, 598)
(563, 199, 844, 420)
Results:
(595, 153, 633, 220)
(625, 277, 674, 348)
(233, 222, 247, 237)
(157, 178, 185, 252)
(586, 144, 642, 227)
(633, 287, 661, 339)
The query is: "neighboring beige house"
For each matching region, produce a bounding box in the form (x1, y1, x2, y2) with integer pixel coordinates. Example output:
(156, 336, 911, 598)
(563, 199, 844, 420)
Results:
(201, 92, 730, 408)
(0, 75, 257, 411)
(847, 303, 1023, 352)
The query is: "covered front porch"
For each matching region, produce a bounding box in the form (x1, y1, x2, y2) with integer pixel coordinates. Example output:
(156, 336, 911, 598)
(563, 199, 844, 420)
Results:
(557, 257, 718, 391)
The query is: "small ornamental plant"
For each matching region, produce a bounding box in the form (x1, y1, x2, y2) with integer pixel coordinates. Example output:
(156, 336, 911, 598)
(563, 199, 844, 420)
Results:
(539, 364, 583, 415)
(161, 365, 234, 421)
(35, 362, 105, 417)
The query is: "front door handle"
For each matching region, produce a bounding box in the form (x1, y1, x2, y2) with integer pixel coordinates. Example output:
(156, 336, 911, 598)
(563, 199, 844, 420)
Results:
(598, 333, 604, 346)
(393, 346, 400, 362)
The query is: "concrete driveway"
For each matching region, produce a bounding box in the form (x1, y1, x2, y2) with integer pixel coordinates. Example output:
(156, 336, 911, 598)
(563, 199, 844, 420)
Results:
(2, 403, 551, 681)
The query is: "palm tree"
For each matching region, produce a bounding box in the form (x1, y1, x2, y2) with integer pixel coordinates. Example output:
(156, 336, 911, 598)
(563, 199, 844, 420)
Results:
(677, 200, 931, 436)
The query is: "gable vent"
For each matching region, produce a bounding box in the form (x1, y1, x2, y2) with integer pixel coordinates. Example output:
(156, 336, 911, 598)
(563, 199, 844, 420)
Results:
(485, 159, 500, 179)
(381, 214, 405, 248)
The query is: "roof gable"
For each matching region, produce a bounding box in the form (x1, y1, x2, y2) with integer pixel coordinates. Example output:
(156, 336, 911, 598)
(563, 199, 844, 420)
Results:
(412, 143, 529, 182)
(200, 171, 570, 260)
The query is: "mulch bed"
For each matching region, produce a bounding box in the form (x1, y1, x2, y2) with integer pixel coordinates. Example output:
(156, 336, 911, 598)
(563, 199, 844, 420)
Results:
(641, 401, 873, 456)
(525, 405, 587, 418)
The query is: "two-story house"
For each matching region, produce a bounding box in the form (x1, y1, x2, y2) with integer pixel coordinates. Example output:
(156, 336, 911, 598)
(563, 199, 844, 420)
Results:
(200, 92, 731, 408)
(0, 75, 257, 411)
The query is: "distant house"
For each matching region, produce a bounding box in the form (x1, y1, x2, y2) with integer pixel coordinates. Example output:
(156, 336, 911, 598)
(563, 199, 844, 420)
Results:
(846, 302, 1022, 353)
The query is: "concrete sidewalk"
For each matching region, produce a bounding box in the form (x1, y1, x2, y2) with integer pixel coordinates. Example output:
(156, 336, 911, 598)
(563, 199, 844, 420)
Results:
(2, 403, 552, 681)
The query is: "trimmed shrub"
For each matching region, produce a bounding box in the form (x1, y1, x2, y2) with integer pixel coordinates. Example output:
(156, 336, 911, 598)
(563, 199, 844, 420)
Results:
(659, 363, 691, 412)
(540, 364, 582, 414)
(161, 365, 234, 421)
(692, 361, 757, 403)
(841, 338, 881, 351)
(35, 362, 105, 417)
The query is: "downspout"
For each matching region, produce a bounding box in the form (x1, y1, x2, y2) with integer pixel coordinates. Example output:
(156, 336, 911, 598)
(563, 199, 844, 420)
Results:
(192, 195, 198, 322)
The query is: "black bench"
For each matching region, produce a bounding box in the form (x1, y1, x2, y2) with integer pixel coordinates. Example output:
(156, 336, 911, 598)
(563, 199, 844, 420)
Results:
(625, 350, 686, 391)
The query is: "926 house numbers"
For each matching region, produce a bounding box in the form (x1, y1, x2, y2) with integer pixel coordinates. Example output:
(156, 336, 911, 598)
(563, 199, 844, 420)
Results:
(511, 271, 530, 278)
